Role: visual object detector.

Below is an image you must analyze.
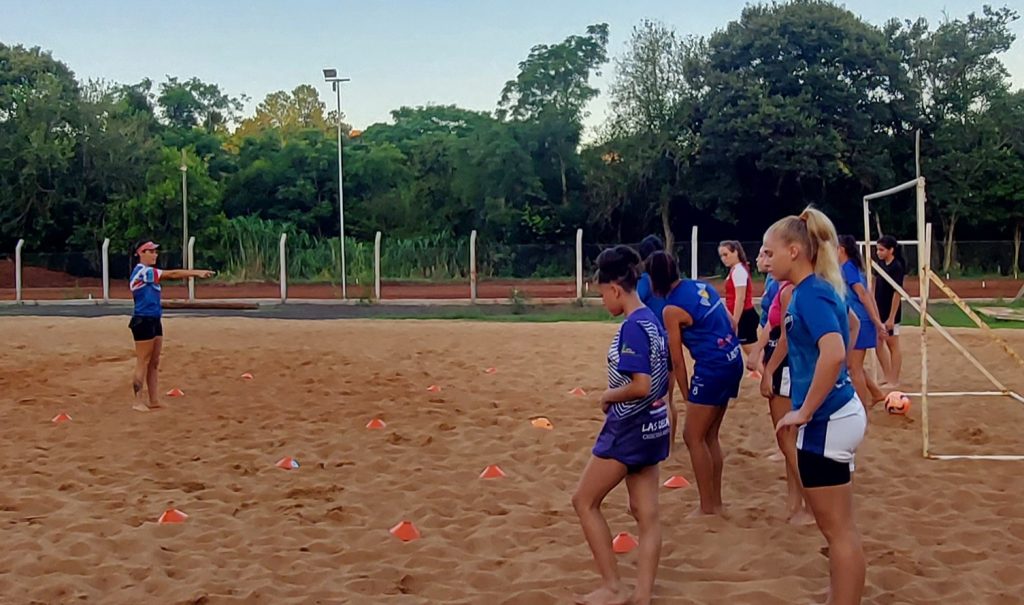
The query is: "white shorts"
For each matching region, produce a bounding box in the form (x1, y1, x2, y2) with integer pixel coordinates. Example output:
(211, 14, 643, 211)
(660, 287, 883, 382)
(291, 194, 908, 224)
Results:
(796, 395, 867, 471)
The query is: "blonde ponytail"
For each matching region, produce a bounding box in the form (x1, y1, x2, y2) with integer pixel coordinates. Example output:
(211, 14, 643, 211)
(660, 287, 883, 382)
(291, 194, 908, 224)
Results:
(799, 207, 845, 299)
(766, 206, 846, 300)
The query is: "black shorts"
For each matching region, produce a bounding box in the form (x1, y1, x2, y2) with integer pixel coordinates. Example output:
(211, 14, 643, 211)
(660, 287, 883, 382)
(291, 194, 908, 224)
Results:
(762, 328, 791, 398)
(797, 449, 851, 489)
(129, 316, 163, 342)
(737, 307, 760, 345)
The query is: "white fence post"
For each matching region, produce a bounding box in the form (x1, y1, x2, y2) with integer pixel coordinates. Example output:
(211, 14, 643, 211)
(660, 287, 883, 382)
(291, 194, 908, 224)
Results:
(690, 226, 698, 279)
(279, 233, 287, 303)
(470, 230, 478, 303)
(576, 228, 583, 300)
(101, 238, 110, 303)
(187, 236, 196, 301)
(15, 239, 24, 303)
(374, 231, 382, 301)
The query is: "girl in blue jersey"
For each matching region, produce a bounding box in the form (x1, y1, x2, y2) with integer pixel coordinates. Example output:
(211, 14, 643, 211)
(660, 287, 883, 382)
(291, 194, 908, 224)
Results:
(636, 234, 667, 321)
(128, 240, 214, 412)
(746, 246, 778, 378)
(767, 210, 867, 605)
(648, 251, 743, 517)
(572, 245, 670, 605)
(838, 235, 886, 408)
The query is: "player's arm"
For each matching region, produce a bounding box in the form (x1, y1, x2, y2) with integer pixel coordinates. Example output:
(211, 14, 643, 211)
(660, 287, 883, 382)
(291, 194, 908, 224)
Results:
(763, 286, 793, 378)
(847, 309, 860, 354)
(663, 305, 693, 447)
(747, 321, 770, 372)
(161, 269, 215, 280)
(777, 294, 848, 430)
(601, 322, 653, 408)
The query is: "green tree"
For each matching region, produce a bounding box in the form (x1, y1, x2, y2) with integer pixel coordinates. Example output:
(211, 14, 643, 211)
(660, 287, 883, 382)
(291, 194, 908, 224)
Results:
(602, 20, 703, 249)
(0, 43, 82, 249)
(157, 76, 245, 133)
(497, 24, 609, 216)
(888, 5, 1020, 270)
(232, 84, 338, 142)
(105, 146, 226, 257)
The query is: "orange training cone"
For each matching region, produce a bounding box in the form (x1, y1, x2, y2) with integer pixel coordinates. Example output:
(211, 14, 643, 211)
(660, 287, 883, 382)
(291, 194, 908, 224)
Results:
(241, 372, 254, 380)
(158, 508, 188, 524)
(427, 385, 441, 393)
(366, 418, 387, 430)
(612, 532, 638, 554)
(276, 457, 300, 470)
(569, 387, 587, 397)
(390, 520, 421, 542)
(166, 388, 184, 398)
(531, 417, 554, 430)
(51, 412, 72, 424)
(663, 475, 690, 489)
(480, 465, 507, 479)
(484, 367, 497, 374)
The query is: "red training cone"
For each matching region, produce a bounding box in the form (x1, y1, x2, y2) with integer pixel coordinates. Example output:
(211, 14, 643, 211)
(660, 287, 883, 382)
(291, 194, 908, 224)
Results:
(612, 532, 638, 554)
(427, 385, 442, 393)
(484, 367, 497, 374)
(166, 388, 184, 398)
(390, 520, 421, 542)
(276, 457, 300, 470)
(366, 418, 387, 430)
(569, 387, 587, 397)
(663, 475, 690, 489)
(480, 465, 507, 479)
(51, 412, 72, 424)
(241, 372, 254, 380)
(158, 509, 188, 524)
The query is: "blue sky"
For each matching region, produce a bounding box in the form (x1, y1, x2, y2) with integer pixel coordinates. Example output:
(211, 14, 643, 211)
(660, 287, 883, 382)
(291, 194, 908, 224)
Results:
(2, 0, 1022, 136)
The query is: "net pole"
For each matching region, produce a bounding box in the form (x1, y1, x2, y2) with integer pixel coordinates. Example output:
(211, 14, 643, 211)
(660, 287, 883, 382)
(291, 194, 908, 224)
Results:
(921, 223, 932, 458)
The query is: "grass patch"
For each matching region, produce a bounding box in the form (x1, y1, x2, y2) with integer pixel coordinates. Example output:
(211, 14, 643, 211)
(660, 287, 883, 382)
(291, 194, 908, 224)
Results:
(903, 301, 1024, 330)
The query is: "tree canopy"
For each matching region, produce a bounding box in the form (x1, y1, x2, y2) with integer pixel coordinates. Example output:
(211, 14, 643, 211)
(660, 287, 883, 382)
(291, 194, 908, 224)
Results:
(1, 3, 1022, 278)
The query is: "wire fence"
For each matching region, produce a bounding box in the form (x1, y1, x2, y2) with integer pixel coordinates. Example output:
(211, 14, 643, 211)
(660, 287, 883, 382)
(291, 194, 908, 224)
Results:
(2, 236, 1021, 302)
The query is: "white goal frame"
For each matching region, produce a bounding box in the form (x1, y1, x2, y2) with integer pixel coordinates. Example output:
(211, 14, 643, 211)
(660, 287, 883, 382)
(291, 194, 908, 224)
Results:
(864, 174, 1024, 461)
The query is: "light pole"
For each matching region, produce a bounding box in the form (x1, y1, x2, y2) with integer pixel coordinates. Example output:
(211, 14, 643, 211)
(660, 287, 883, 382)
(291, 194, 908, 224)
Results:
(323, 68, 351, 299)
(180, 149, 188, 265)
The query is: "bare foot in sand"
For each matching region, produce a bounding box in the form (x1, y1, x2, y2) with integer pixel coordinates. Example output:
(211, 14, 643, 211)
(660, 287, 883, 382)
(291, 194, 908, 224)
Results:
(132, 403, 151, 413)
(575, 584, 631, 605)
(629, 592, 652, 605)
(688, 506, 722, 519)
(788, 508, 816, 526)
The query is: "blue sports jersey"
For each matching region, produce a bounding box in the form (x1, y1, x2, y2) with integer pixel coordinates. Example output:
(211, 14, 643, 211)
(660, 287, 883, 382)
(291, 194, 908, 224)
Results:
(638, 272, 668, 328)
(785, 275, 856, 422)
(637, 272, 652, 301)
(606, 306, 670, 422)
(842, 261, 870, 322)
(760, 275, 779, 328)
(130, 264, 163, 317)
(664, 280, 742, 373)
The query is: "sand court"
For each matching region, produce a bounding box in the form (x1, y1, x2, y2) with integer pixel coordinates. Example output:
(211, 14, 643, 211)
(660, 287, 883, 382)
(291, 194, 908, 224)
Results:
(1, 317, 1023, 604)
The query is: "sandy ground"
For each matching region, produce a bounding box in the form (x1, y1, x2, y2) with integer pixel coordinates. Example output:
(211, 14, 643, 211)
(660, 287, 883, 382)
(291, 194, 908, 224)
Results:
(1, 318, 1023, 604)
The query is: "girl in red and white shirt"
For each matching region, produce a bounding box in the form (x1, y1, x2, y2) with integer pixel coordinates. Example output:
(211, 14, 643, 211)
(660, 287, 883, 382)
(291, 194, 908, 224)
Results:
(718, 240, 760, 358)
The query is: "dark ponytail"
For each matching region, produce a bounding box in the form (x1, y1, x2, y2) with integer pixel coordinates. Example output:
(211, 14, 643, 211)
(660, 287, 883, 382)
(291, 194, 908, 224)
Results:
(596, 245, 642, 291)
(838, 234, 863, 272)
(647, 251, 679, 297)
(638, 235, 665, 262)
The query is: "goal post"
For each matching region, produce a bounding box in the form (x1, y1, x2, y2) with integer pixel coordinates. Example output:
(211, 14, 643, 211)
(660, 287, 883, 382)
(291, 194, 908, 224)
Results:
(863, 177, 1024, 461)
